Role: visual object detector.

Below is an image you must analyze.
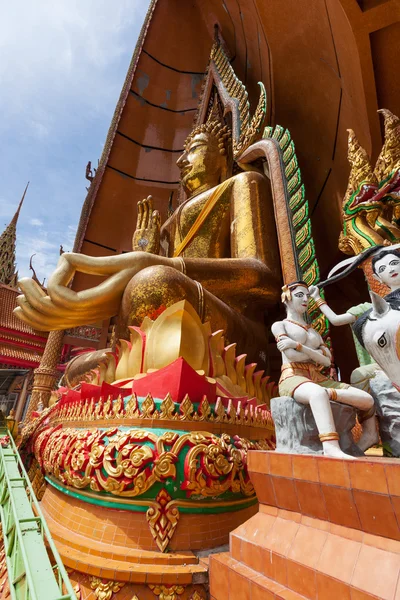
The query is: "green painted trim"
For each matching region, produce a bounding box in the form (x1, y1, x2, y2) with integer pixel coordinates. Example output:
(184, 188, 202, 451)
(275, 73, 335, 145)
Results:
(45, 476, 257, 514)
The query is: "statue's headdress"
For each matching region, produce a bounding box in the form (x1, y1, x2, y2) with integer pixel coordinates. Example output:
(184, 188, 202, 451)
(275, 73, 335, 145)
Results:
(192, 39, 267, 162)
(281, 281, 309, 303)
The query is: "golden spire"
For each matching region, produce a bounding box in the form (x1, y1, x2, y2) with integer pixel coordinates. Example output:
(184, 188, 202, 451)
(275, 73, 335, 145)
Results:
(374, 109, 400, 182)
(0, 182, 29, 287)
(343, 130, 376, 203)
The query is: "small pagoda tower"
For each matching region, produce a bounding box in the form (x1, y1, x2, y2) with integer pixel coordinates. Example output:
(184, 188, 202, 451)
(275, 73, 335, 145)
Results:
(0, 183, 29, 288)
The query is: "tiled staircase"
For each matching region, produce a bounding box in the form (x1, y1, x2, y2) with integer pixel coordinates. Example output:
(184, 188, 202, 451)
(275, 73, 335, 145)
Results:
(209, 451, 400, 600)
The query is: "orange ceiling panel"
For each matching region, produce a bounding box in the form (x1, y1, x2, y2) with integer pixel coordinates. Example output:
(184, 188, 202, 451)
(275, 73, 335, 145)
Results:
(83, 168, 176, 252)
(108, 132, 181, 185)
(132, 52, 203, 111)
(118, 92, 193, 152)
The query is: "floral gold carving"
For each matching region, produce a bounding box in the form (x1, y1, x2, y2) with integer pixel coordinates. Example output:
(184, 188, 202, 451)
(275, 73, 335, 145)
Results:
(190, 592, 206, 600)
(35, 427, 260, 499)
(146, 488, 180, 552)
(148, 584, 185, 600)
(89, 576, 125, 600)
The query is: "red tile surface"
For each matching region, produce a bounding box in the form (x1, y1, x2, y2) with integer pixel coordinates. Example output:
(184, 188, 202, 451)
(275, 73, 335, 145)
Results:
(353, 489, 400, 540)
(251, 471, 276, 506)
(265, 517, 300, 556)
(248, 450, 269, 474)
(317, 534, 361, 584)
(272, 477, 300, 512)
(321, 484, 361, 530)
(269, 453, 293, 478)
(348, 459, 388, 494)
(352, 543, 400, 600)
(295, 480, 329, 520)
(288, 524, 328, 569)
(286, 560, 316, 598)
(292, 454, 320, 483)
(318, 457, 351, 488)
(316, 572, 351, 600)
(209, 553, 230, 599)
(230, 533, 242, 561)
(385, 462, 400, 497)
(241, 539, 264, 574)
(229, 567, 251, 600)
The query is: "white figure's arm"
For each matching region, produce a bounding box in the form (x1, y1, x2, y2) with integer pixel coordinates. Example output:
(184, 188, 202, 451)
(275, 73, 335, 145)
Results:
(285, 344, 331, 367)
(271, 322, 331, 367)
(309, 285, 356, 326)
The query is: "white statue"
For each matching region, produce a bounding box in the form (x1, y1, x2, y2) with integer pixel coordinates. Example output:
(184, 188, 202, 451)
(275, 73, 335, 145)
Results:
(353, 291, 400, 390)
(272, 281, 378, 459)
(371, 247, 400, 292)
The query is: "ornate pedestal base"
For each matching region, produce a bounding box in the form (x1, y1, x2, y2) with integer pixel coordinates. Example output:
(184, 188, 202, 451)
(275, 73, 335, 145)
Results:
(209, 451, 400, 600)
(40, 485, 259, 599)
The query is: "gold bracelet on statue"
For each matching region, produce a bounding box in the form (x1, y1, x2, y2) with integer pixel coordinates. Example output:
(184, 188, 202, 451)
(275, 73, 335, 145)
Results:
(319, 432, 340, 442)
(275, 334, 288, 341)
(328, 389, 338, 402)
(296, 342, 303, 352)
(315, 298, 327, 308)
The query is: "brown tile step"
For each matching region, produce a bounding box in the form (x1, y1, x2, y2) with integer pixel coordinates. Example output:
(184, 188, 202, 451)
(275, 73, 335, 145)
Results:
(210, 552, 308, 600)
(42, 503, 198, 566)
(53, 537, 208, 585)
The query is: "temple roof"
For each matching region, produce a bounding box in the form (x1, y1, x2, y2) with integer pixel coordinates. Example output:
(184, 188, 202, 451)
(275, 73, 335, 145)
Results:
(71, 0, 400, 295)
(0, 183, 29, 288)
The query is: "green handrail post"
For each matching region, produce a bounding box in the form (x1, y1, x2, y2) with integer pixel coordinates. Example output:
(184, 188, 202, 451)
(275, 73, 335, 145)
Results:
(0, 427, 76, 600)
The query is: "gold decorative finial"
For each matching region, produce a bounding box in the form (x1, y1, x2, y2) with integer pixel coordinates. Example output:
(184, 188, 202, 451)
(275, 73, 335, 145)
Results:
(0, 182, 29, 287)
(374, 109, 400, 182)
(343, 129, 377, 203)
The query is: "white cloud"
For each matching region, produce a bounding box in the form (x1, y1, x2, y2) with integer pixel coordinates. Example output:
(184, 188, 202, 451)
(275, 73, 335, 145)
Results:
(30, 218, 43, 227)
(0, 0, 150, 283)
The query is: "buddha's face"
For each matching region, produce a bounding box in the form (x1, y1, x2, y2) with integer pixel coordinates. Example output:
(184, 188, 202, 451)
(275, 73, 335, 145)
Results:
(177, 132, 227, 195)
(286, 285, 310, 315)
(374, 253, 400, 289)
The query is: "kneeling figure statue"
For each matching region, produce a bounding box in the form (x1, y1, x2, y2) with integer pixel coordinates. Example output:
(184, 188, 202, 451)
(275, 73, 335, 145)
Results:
(272, 281, 378, 459)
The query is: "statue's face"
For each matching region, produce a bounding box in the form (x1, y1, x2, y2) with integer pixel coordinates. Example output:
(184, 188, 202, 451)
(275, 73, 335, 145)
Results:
(286, 285, 310, 315)
(177, 132, 226, 195)
(374, 253, 400, 289)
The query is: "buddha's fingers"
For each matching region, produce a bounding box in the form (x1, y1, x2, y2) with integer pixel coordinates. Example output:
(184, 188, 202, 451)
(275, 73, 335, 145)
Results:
(18, 278, 47, 305)
(142, 196, 150, 229)
(14, 298, 70, 331)
(13, 307, 50, 332)
(137, 200, 143, 230)
(152, 210, 161, 229)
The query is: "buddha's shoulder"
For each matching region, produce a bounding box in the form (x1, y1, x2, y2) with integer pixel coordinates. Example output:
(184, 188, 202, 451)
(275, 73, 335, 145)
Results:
(230, 170, 266, 187)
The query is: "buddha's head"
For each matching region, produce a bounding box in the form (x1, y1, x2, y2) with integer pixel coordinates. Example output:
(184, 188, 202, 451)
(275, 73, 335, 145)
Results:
(177, 120, 232, 196)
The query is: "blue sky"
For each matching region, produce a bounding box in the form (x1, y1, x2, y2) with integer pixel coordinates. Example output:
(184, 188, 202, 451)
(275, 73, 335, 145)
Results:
(0, 0, 150, 281)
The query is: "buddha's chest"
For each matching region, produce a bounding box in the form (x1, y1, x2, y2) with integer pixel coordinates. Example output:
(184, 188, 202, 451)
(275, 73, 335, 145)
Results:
(162, 188, 231, 258)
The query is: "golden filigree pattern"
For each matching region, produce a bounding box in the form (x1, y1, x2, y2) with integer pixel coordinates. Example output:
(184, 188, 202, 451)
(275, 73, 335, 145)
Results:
(89, 576, 125, 600)
(34, 427, 260, 500)
(146, 488, 180, 552)
(148, 585, 185, 600)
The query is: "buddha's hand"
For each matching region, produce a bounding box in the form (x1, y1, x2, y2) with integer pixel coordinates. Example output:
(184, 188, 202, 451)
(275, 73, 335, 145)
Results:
(309, 285, 321, 301)
(132, 196, 161, 254)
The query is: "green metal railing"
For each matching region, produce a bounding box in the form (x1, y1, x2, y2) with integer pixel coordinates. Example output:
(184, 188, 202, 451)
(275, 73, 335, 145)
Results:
(0, 426, 76, 600)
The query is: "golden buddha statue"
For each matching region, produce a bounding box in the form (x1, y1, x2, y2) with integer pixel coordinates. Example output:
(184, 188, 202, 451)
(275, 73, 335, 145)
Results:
(15, 116, 280, 368)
